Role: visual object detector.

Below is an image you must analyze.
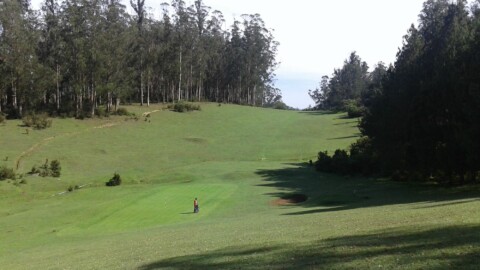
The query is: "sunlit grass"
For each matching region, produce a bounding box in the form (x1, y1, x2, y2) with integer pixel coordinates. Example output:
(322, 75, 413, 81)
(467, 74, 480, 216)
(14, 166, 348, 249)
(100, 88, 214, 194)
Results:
(0, 104, 478, 269)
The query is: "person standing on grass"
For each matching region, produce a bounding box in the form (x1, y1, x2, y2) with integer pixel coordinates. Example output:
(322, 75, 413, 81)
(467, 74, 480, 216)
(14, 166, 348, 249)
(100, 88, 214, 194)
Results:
(194, 197, 199, 213)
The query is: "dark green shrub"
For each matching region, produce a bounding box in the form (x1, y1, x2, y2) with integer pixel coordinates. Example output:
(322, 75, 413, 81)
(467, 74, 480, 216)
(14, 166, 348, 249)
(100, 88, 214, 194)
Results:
(115, 108, 130, 116)
(95, 107, 109, 118)
(117, 108, 128, 115)
(273, 101, 289, 110)
(0, 113, 6, 124)
(67, 186, 74, 192)
(106, 173, 122, 187)
(343, 99, 364, 118)
(50, 160, 61, 177)
(315, 151, 332, 172)
(0, 166, 16, 180)
(172, 101, 201, 113)
(349, 137, 376, 175)
(30, 159, 60, 177)
(22, 113, 52, 129)
(331, 149, 351, 174)
(19, 179, 27, 185)
(29, 166, 41, 175)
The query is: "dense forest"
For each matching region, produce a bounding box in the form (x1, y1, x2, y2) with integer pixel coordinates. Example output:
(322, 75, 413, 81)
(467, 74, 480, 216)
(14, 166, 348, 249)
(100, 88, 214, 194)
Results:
(0, 0, 280, 118)
(313, 0, 480, 185)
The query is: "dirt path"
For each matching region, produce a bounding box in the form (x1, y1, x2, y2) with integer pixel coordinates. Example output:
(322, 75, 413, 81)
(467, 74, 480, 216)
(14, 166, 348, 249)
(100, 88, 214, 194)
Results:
(15, 108, 164, 170)
(15, 121, 122, 170)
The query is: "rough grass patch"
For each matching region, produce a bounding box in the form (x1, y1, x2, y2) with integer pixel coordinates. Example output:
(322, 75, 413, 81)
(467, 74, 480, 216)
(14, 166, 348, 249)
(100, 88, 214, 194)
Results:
(0, 166, 16, 180)
(22, 113, 52, 129)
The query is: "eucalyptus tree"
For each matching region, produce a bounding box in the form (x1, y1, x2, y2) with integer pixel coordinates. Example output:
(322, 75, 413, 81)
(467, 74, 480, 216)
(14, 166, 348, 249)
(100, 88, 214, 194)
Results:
(204, 9, 226, 102)
(38, 0, 63, 111)
(130, 0, 146, 105)
(0, 0, 41, 117)
(98, 0, 130, 111)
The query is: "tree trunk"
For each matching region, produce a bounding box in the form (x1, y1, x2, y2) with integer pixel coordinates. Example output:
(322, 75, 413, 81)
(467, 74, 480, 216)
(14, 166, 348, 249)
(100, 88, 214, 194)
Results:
(11, 77, 17, 110)
(178, 50, 182, 101)
(116, 97, 120, 111)
(147, 78, 150, 107)
(56, 64, 60, 110)
(140, 70, 144, 106)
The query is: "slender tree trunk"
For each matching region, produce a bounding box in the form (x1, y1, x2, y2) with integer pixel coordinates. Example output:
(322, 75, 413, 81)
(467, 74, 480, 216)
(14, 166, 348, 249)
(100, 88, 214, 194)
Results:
(91, 83, 95, 118)
(56, 64, 60, 110)
(147, 76, 150, 107)
(178, 50, 182, 101)
(115, 97, 120, 112)
(11, 77, 17, 110)
(140, 69, 144, 106)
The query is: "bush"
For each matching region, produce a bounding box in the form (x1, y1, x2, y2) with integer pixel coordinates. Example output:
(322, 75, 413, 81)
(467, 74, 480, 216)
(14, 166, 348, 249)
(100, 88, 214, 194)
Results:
(29, 160, 61, 177)
(273, 101, 289, 110)
(315, 151, 332, 172)
(170, 101, 201, 113)
(331, 149, 351, 174)
(343, 99, 364, 118)
(115, 108, 130, 116)
(50, 160, 61, 177)
(29, 166, 41, 175)
(22, 113, 52, 129)
(0, 166, 16, 180)
(0, 113, 6, 124)
(349, 137, 376, 175)
(106, 173, 122, 187)
(95, 107, 109, 118)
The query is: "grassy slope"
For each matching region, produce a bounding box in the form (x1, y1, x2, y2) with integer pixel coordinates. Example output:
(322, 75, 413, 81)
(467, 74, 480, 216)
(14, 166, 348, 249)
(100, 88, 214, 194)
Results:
(0, 104, 479, 269)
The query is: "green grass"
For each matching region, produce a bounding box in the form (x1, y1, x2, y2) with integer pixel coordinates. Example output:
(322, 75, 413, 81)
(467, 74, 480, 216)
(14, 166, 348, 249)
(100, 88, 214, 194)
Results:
(0, 103, 479, 269)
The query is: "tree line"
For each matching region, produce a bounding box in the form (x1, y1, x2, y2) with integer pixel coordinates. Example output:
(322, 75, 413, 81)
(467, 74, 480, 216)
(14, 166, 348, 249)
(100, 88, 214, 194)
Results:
(0, 0, 280, 118)
(313, 0, 480, 186)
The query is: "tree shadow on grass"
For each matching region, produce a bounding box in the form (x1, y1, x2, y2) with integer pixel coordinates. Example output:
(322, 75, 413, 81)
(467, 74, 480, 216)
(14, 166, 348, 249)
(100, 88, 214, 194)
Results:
(138, 225, 480, 269)
(298, 110, 340, 116)
(255, 163, 480, 216)
(327, 134, 361, 140)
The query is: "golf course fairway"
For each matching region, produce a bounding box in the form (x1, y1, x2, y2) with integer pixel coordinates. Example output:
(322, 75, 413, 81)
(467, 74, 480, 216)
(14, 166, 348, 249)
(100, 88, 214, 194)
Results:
(1, 104, 479, 269)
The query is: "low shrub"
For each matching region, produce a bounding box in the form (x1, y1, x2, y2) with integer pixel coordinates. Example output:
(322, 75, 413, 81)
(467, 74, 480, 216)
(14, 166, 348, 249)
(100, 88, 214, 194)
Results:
(170, 101, 201, 112)
(315, 151, 332, 172)
(106, 173, 122, 187)
(343, 99, 364, 118)
(50, 160, 61, 177)
(95, 107, 109, 118)
(29, 166, 41, 175)
(0, 113, 6, 124)
(114, 107, 130, 116)
(315, 137, 379, 176)
(0, 166, 16, 180)
(29, 160, 61, 177)
(22, 113, 52, 129)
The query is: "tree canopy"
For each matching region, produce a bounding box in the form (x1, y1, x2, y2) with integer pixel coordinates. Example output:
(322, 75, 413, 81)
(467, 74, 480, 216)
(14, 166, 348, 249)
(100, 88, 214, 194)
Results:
(0, 0, 281, 118)
(314, 0, 480, 186)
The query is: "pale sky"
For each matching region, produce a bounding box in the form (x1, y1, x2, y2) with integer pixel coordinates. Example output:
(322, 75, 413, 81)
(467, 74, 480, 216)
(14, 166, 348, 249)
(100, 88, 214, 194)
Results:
(31, 0, 427, 108)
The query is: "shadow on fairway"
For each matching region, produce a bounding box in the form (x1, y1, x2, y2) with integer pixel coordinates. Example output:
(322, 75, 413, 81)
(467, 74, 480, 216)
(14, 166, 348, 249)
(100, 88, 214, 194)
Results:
(255, 163, 480, 216)
(327, 134, 361, 140)
(298, 110, 340, 116)
(138, 225, 480, 269)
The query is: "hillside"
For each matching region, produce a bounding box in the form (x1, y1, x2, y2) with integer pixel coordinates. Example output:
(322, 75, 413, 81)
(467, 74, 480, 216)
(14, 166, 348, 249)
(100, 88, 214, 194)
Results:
(0, 104, 479, 269)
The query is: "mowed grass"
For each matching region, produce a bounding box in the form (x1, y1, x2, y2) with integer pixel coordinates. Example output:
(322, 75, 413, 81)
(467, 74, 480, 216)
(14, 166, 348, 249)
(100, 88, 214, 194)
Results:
(0, 103, 479, 269)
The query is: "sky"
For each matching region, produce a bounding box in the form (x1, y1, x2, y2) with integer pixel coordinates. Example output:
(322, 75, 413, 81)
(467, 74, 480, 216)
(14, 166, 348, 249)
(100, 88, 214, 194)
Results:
(31, 0, 426, 109)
